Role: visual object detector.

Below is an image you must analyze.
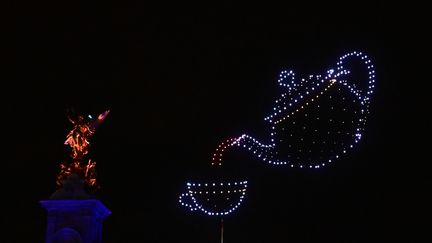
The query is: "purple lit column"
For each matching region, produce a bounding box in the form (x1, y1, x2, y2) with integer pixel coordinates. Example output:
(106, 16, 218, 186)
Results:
(40, 200, 111, 243)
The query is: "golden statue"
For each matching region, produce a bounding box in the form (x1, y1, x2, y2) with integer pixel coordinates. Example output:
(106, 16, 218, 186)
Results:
(56, 110, 110, 189)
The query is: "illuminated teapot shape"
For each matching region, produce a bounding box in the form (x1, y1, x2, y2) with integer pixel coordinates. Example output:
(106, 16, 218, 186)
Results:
(180, 51, 376, 216)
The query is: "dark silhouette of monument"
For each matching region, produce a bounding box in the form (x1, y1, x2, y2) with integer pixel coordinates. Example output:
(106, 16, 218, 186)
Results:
(41, 110, 111, 243)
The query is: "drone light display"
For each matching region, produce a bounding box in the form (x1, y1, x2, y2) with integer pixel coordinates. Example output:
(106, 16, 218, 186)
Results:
(179, 51, 376, 216)
(179, 181, 248, 216)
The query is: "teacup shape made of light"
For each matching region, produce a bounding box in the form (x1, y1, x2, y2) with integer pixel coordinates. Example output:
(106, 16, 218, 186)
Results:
(179, 180, 248, 216)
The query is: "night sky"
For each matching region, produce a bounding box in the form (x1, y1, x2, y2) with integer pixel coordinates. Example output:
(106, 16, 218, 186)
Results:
(8, 1, 427, 243)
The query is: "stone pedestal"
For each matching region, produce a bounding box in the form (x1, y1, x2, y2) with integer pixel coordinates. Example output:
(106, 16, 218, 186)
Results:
(40, 200, 111, 243)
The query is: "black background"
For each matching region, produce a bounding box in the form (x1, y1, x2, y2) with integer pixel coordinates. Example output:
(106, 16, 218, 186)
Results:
(7, 1, 428, 242)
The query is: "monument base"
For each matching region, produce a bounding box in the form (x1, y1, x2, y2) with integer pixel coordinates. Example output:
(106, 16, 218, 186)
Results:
(40, 200, 111, 243)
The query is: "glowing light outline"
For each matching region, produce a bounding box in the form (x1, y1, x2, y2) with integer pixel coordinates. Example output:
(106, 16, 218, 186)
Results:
(211, 51, 375, 169)
(178, 181, 248, 216)
(179, 51, 376, 216)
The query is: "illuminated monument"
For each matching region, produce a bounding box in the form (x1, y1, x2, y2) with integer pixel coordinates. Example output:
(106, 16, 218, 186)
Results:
(41, 110, 111, 243)
(179, 51, 376, 242)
